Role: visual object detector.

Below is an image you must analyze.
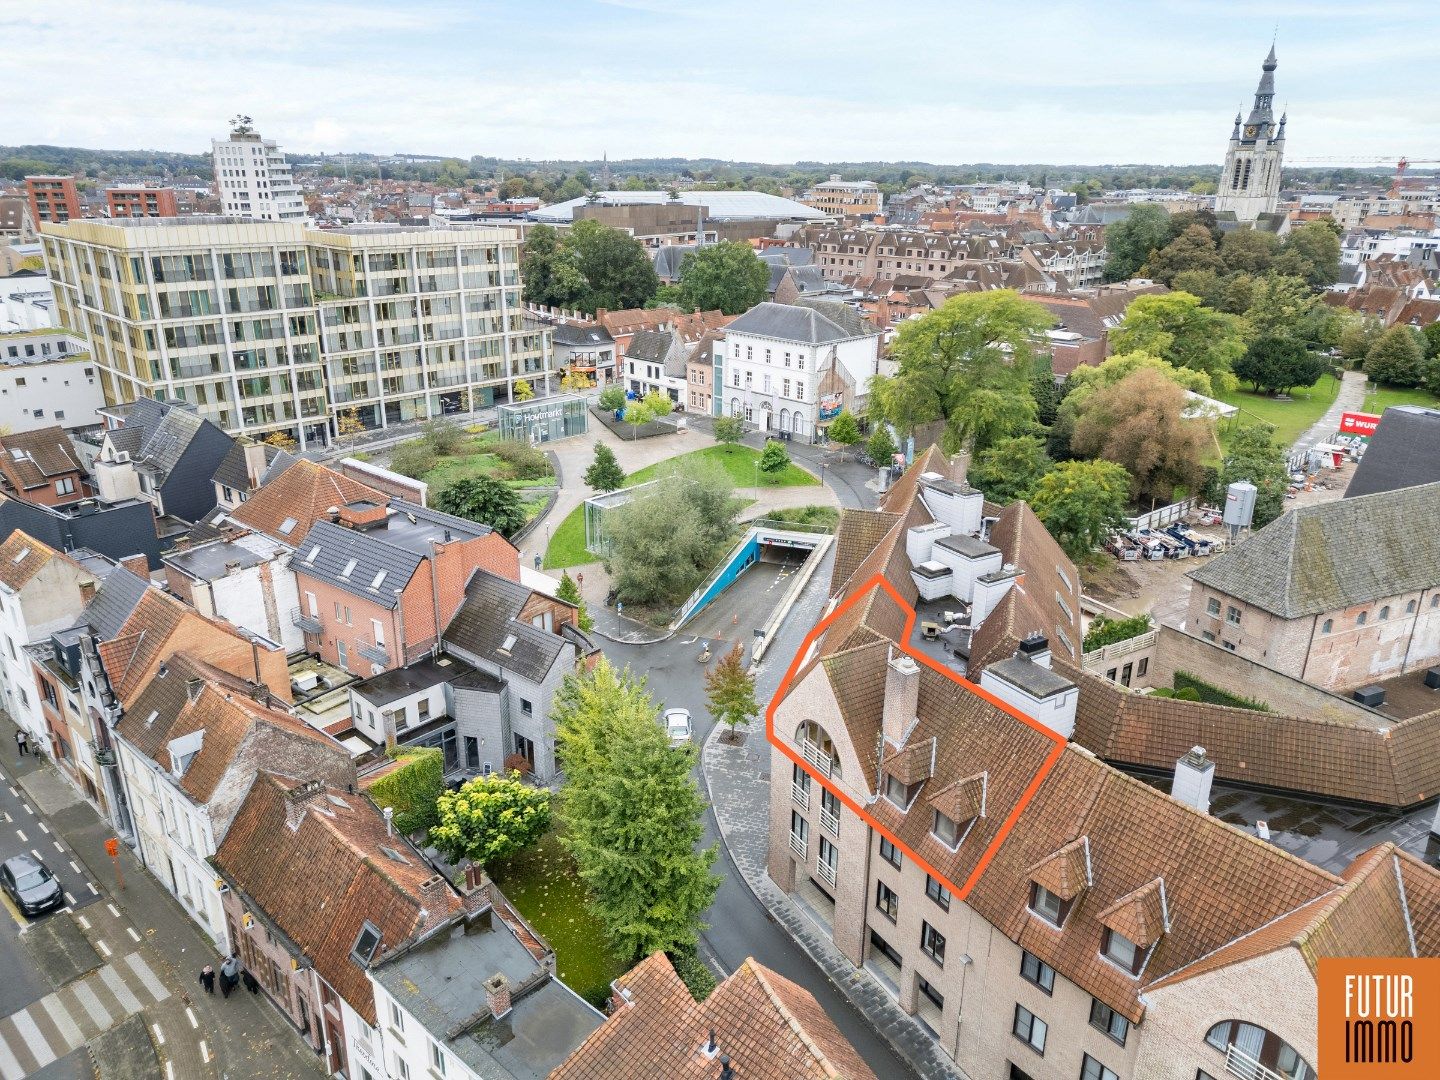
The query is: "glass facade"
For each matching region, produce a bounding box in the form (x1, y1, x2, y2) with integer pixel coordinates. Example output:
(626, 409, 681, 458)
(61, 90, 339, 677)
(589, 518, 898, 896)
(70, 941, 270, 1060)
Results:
(498, 394, 588, 443)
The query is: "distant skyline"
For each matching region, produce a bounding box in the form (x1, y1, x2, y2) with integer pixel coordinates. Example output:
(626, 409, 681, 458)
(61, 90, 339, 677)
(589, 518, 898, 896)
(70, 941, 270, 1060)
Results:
(6, 1, 1434, 168)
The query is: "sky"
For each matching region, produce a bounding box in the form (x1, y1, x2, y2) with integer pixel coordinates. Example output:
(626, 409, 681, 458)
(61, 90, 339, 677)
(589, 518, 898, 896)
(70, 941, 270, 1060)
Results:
(5, 0, 1435, 168)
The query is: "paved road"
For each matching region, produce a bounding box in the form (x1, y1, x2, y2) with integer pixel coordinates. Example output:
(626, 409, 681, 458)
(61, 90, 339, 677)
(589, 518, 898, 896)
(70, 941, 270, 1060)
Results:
(1290, 369, 1366, 456)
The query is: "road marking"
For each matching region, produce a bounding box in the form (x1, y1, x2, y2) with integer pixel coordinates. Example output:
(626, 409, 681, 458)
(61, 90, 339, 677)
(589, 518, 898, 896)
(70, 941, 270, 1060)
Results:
(11, 1009, 55, 1068)
(52, 841, 63, 853)
(125, 953, 169, 1002)
(100, 964, 142, 1014)
(199, 1040, 210, 1063)
(71, 980, 112, 1028)
(165, 1059, 175, 1080)
(13, 829, 24, 842)
(95, 939, 111, 957)
(21, 803, 32, 815)
(0, 1026, 24, 1080)
(64, 892, 75, 906)
(86, 882, 97, 895)
(0, 888, 24, 927)
(37, 822, 48, 834)
(185, 1007, 197, 1029)
(152, 1024, 164, 1046)
(6, 785, 15, 796)
(76, 914, 89, 930)
(30, 848, 42, 862)
(106, 902, 119, 918)
(69, 860, 80, 874)
(40, 995, 81, 1047)
(126, 926, 140, 942)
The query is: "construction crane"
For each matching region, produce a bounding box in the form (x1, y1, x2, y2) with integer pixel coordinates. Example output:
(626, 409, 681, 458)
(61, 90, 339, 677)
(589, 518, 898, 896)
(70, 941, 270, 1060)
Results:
(1288, 156, 1440, 195)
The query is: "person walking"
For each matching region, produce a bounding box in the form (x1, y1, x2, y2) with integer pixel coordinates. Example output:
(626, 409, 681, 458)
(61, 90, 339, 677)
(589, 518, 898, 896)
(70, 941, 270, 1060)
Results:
(198, 965, 216, 995)
(219, 954, 240, 998)
(15, 730, 28, 758)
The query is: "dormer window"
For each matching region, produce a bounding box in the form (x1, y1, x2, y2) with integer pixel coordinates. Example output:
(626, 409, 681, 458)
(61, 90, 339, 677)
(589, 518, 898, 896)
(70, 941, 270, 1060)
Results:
(1101, 928, 1147, 975)
(1029, 883, 1072, 927)
(351, 921, 383, 965)
(932, 810, 959, 848)
(883, 773, 921, 810)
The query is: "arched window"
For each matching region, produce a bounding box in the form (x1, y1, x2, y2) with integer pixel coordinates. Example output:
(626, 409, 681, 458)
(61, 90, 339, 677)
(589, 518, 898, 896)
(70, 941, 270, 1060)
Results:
(794, 720, 842, 779)
(1406, 599, 1417, 614)
(1321, 619, 1333, 634)
(1205, 1021, 1314, 1080)
(1379, 605, 1391, 621)
(779, 408, 790, 432)
(1357, 611, 1368, 626)
(729, 398, 741, 417)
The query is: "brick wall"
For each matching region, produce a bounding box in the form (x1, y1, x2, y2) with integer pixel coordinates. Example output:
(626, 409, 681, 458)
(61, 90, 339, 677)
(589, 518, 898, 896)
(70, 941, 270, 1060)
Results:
(219, 887, 325, 1050)
(210, 724, 356, 839)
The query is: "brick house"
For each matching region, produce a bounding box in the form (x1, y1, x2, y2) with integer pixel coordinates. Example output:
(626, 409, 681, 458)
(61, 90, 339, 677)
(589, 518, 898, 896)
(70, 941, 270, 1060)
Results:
(0, 425, 90, 506)
(229, 457, 386, 547)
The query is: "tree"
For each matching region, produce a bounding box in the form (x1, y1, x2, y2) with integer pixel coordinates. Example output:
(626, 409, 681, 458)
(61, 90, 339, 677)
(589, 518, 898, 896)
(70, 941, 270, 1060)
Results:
(673, 241, 770, 315)
(336, 408, 365, 447)
(759, 439, 790, 476)
(423, 419, 464, 455)
(1142, 225, 1225, 287)
(1170, 269, 1227, 310)
(553, 658, 720, 960)
(582, 443, 625, 492)
(261, 430, 297, 453)
(1233, 336, 1327, 395)
(1364, 325, 1426, 387)
(1242, 275, 1321, 340)
(1069, 367, 1212, 506)
(512, 379, 535, 402)
(1274, 220, 1342, 290)
(555, 571, 595, 632)
(1029, 460, 1132, 561)
(568, 218, 660, 311)
(1422, 321, 1440, 361)
(598, 384, 627, 412)
(1108, 292, 1247, 393)
(868, 291, 1051, 452)
(712, 414, 745, 444)
(866, 424, 898, 467)
(435, 476, 528, 535)
(1083, 614, 1153, 652)
(705, 645, 758, 740)
(621, 390, 673, 439)
(1339, 316, 1383, 361)
(967, 436, 1052, 504)
(431, 772, 551, 867)
(1103, 204, 1171, 282)
(826, 410, 861, 452)
(559, 368, 595, 393)
(1219, 228, 1278, 275)
(1216, 424, 1290, 528)
(389, 440, 437, 479)
(521, 224, 586, 309)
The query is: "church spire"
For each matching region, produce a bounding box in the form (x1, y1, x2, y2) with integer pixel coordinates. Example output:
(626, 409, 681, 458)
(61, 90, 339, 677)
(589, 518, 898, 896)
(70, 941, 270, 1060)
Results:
(1244, 47, 1278, 136)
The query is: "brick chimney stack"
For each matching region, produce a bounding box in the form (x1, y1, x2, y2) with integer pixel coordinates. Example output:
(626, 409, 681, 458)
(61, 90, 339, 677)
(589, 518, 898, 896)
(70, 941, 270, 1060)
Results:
(883, 651, 920, 746)
(283, 778, 328, 831)
(484, 973, 512, 1019)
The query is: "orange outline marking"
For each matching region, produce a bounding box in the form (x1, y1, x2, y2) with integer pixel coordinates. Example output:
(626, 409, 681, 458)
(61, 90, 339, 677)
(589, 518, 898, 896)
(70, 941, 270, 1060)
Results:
(765, 573, 1066, 902)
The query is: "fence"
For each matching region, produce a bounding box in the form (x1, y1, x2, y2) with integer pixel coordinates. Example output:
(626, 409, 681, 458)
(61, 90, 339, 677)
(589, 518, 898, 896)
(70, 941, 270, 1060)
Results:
(1126, 497, 1196, 532)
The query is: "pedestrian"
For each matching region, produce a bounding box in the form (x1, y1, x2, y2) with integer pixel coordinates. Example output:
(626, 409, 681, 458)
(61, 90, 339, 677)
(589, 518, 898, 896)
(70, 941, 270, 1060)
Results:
(219, 953, 239, 998)
(198, 965, 215, 995)
(15, 729, 27, 757)
(576, 572, 584, 588)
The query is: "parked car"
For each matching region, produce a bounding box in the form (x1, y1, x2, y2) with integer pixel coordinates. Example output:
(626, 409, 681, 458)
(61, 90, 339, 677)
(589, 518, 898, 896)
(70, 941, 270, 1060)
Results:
(0, 853, 64, 917)
(663, 708, 693, 746)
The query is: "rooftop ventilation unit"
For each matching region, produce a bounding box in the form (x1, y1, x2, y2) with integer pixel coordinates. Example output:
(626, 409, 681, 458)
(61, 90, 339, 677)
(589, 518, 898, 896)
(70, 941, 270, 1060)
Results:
(1353, 685, 1386, 708)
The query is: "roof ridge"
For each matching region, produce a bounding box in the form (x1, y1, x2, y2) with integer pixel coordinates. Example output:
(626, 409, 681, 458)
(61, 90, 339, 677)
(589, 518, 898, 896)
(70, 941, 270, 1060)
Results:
(743, 960, 842, 1079)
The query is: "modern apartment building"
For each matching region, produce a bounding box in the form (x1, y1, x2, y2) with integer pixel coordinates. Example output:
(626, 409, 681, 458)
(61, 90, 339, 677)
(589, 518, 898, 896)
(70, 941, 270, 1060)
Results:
(39, 217, 552, 447)
(106, 186, 179, 219)
(800, 175, 883, 219)
(211, 121, 308, 223)
(25, 176, 83, 225)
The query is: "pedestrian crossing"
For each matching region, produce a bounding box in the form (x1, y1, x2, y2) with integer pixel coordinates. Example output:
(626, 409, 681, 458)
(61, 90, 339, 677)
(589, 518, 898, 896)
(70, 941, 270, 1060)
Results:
(0, 951, 169, 1079)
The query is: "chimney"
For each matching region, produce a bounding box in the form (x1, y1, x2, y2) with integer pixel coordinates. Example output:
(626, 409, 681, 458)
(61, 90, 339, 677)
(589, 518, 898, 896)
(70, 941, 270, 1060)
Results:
(120, 554, 150, 580)
(78, 580, 97, 604)
(224, 561, 242, 575)
(186, 677, 205, 703)
(719, 1056, 735, 1080)
(484, 973, 512, 1020)
(701, 1029, 719, 1059)
(463, 864, 489, 894)
(1017, 633, 1052, 669)
(883, 651, 920, 746)
(284, 778, 327, 831)
(1170, 746, 1215, 814)
(418, 874, 447, 906)
(383, 805, 394, 837)
(242, 439, 269, 486)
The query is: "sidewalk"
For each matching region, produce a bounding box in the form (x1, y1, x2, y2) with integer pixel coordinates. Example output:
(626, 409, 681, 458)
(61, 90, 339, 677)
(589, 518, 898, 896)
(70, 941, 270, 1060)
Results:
(1, 713, 324, 1080)
(1291, 369, 1366, 455)
(699, 724, 968, 1080)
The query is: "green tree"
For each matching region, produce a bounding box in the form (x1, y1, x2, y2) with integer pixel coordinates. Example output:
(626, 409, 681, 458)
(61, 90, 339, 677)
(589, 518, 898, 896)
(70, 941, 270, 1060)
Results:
(1083, 614, 1153, 652)
(673, 242, 769, 315)
(1364, 325, 1426, 387)
(431, 772, 551, 866)
(1103, 204, 1171, 282)
(568, 218, 660, 311)
(968, 435, 1052, 504)
(1339, 316, 1383, 361)
(598, 384, 627, 412)
(1029, 459, 1132, 561)
(1215, 423, 1290, 528)
(712, 414, 745, 444)
(1142, 225, 1225, 287)
(866, 424, 898, 467)
(389, 440, 437, 479)
(423, 419, 465, 455)
(1274, 220, 1342, 290)
(1170, 269, 1227, 310)
(521, 224, 587, 308)
(1108, 291, 1247, 393)
(366, 747, 445, 834)
(1233, 336, 1327, 395)
(513, 379, 535, 402)
(1219, 228, 1278, 275)
(582, 442, 626, 492)
(555, 570, 595, 632)
(553, 658, 720, 960)
(826, 410, 861, 451)
(1422, 321, 1440, 360)
(704, 644, 758, 740)
(1242, 275, 1321, 340)
(605, 462, 738, 605)
(869, 291, 1051, 452)
(435, 476, 528, 535)
(759, 439, 790, 476)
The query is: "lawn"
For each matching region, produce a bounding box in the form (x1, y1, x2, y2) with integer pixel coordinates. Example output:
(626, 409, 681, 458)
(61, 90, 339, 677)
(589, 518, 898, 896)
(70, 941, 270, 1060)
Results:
(488, 831, 628, 1008)
(1361, 385, 1440, 414)
(1216, 373, 1342, 451)
(544, 503, 591, 570)
(626, 444, 818, 488)
(760, 504, 840, 530)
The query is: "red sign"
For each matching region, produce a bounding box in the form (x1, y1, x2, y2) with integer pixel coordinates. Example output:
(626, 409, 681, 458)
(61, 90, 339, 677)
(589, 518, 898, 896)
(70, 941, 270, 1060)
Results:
(1340, 411, 1382, 437)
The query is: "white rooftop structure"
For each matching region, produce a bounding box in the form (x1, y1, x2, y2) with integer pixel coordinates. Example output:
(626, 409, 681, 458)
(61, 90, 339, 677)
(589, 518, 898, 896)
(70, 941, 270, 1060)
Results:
(530, 190, 829, 223)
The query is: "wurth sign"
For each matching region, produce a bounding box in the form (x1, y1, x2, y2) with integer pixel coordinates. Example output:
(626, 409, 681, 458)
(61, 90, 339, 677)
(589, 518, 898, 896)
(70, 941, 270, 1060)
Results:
(1339, 411, 1382, 437)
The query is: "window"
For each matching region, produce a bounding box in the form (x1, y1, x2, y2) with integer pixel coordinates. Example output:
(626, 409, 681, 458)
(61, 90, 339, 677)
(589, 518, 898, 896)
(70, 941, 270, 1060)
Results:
(352, 921, 383, 964)
(1407, 599, 1417, 614)
(371, 618, 385, 648)
(1029, 883, 1071, 927)
(1357, 611, 1368, 626)
(1321, 619, 1332, 634)
(1379, 605, 1391, 621)
(429, 1040, 447, 1076)
(1202, 630, 1216, 642)
(925, 874, 951, 911)
(1089, 999, 1129, 1046)
(918, 976, 944, 1011)
(1012, 1004, 1047, 1054)
(883, 773, 911, 808)
(1101, 928, 1147, 976)
(521, 698, 533, 716)
(1020, 951, 1054, 993)
(388, 998, 405, 1036)
(1137, 657, 1148, 678)
(932, 810, 959, 848)
(1226, 605, 1241, 627)
(1204, 1021, 1314, 1080)
(1081, 1054, 1119, 1080)
(920, 921, 946, 966)
(393, 1056, 410, 1080)
(875, 880, 898, 922)
(1206, 597, 1220, 617)
(1223, 640, 1237, 652)
(55, 477, 76, 496)
(1432, 595, 1439, 609)
(879, 836, 901, 869)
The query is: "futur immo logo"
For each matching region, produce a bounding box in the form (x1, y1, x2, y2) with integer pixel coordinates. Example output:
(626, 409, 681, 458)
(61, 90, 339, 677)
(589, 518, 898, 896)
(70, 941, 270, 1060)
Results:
(1319, 959, 1439, 1077)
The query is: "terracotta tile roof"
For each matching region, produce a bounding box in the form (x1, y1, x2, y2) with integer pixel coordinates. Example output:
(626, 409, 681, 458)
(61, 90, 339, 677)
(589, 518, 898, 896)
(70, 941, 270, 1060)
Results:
(214, 773, 462, 1024)
(1097, 878, 1168, 947)
(828, 509, 901, 593)
(1028, 837, 1092, 900)
(230, 458, 385, 546)
(0, 426, 85, 490)
(0, 529, 76, 591)
(550, 953, 877, 1080)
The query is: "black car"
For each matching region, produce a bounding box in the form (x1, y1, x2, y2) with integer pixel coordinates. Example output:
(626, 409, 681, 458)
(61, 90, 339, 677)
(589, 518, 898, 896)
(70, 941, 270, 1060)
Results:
(1, 853, 64, 917)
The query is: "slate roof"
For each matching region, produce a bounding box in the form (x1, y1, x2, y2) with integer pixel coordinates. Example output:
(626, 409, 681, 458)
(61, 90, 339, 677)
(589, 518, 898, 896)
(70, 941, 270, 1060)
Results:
(230, 459, 386, 546)
(625, 328, 678, 364)
(83, 566, 149, 641)
(0, 426, 84, 490)
(723, 302, 863, 345)
(790, 297, 879, 338)
(443, 570, 565, 684)
(211, 440, 279, 493)
(551, 953, 877, 1080)
(1188, 481, 1440, 618)
(1344, 406, 1440, 499)
(549, 322, 614, 348)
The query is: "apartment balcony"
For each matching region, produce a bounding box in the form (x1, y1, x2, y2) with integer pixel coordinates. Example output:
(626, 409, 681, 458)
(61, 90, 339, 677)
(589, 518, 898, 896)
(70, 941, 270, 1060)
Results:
(800, 740, 834, 779)
(1223, 1047, 1286, 1080)
(788, 831, 807, 861)
(290, 608, 322, 635)
(355, 639, 390, 667)
(819, 806, 839, 836)
(791, 782, 809, 810)
(816, 857, 837, 890)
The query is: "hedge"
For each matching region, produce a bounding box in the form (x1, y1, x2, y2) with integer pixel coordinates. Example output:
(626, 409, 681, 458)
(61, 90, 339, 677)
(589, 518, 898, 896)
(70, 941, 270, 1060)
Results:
(367, 746, 445, 834)
(1173, 671, 1270, 712)
(667, 944, 718, 1002)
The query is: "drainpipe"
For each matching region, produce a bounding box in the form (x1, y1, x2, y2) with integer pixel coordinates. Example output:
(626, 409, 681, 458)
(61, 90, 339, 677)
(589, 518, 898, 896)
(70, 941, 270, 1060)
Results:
(429, 542, 443, 659)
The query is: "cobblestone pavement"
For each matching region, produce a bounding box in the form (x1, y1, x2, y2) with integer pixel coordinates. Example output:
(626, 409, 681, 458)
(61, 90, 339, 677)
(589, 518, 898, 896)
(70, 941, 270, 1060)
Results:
(700, 724, 969, 1080)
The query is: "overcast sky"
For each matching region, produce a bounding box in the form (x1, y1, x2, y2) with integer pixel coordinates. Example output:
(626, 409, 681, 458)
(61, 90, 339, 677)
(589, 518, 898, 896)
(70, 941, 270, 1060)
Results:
(6, 0, 1434, 167)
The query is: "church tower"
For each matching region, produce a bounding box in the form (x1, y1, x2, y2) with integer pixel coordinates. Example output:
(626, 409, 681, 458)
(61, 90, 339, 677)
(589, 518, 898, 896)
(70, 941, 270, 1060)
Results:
(1215, 46, 1286, 223)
